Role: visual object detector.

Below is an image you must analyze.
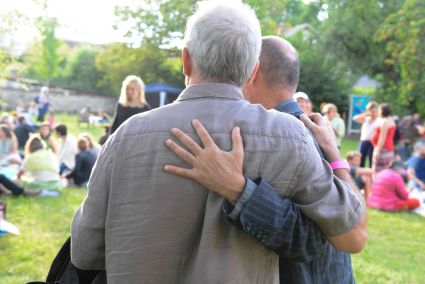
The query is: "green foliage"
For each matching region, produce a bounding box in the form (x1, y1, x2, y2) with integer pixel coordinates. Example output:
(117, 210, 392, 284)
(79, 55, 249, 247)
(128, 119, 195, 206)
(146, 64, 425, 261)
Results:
(115, 0, 196, 47)
(291, 31, 354, 114)
(323, 0, 402, 75)
(95, 43, 183, 95)
(31, 17, 63, 84)
(376, 0, 425, 114)
(56, 46, 106, 95)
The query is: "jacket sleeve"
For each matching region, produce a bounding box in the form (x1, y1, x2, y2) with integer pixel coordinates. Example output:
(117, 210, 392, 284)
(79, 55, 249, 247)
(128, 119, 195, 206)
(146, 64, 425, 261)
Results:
(71, 138, 115, 270)
(223, 178, 328, 262)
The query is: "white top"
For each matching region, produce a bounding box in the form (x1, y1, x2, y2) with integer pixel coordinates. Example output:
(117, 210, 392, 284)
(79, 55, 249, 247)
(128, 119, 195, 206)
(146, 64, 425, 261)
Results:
(57, 134, 78, 170)
(326, 116, 345, 147)
(360, 117, 381, 141)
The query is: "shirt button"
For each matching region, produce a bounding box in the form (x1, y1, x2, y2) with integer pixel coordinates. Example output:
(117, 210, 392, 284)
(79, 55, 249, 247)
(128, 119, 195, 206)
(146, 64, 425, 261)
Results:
(246, 223, 252, 231)
(256, 231, 263, 239)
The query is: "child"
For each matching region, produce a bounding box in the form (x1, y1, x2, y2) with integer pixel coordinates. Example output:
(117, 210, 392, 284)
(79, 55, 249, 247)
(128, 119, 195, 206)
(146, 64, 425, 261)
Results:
(346, 151, 373, 200)
(368, 161, 420, 212)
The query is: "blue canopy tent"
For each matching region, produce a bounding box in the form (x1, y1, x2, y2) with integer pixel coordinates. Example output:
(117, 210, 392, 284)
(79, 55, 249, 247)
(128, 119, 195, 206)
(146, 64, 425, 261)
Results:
(145, 83, 183, 108)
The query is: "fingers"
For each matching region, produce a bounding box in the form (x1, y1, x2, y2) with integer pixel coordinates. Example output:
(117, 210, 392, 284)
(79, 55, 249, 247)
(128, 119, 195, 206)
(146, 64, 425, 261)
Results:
(165, 138, 196, 165)
(308, 113, 323, 123)
(231, 127, 244, 158)
(171, 127, 202, 155)
(163, 164, 195, 179)
(192, 119, 216, 149)
(300, 114, 317, 130)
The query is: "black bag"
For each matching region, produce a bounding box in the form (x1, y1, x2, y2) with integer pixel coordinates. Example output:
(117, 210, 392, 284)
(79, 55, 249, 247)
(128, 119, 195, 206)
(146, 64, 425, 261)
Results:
(27, 237, 106, 284)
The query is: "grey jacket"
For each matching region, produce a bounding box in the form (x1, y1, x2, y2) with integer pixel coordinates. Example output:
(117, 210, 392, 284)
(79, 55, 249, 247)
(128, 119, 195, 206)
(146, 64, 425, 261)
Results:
(71, 83, 363, 284)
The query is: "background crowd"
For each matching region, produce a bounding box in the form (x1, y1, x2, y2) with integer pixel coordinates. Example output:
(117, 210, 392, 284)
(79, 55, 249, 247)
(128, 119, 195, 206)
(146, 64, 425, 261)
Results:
(294, 93, 425, 216)
(0, 75, 152, 198)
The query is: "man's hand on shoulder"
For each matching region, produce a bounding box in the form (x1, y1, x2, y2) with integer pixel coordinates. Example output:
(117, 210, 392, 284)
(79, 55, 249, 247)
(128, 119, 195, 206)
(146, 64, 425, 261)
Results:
(300, 113, 340, 162)
(164, 119, 246, 205)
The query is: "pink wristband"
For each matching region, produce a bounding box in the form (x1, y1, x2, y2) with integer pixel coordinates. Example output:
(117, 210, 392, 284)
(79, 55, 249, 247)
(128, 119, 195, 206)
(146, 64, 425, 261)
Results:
(330, 160, 350, 171)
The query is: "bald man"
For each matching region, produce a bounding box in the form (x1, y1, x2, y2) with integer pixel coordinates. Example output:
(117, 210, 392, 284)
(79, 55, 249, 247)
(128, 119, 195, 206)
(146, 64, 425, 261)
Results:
(165, 36, 366, 283)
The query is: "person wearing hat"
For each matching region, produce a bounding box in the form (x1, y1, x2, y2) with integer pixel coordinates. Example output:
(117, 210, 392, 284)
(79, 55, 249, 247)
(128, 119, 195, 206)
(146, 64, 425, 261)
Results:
(293, 91, 310, 113)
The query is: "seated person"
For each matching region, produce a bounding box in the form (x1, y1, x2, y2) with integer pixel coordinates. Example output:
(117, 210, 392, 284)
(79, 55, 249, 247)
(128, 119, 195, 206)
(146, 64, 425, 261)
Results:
(368, 161, 420, 211)
(54, 124, 78, 175)
(347, 151, 373, 200)
(66, 137, 97, 187)
(406, 139, 425, 193)
(396, 139, 412, 162)
(78, 133, 101, 157)
(0, 124, 21, 166)
(0, 174, 39, 197)
(17, 136, 62, 192)
(14, 116, 35, 150)
(98, 109, 111, 124)
(38, 122, 58, 154)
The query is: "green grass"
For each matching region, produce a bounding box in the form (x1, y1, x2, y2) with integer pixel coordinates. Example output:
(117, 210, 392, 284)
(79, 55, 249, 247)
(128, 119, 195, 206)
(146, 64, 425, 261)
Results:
(1, 124, 424, 283)
(0, 190, 86, 284)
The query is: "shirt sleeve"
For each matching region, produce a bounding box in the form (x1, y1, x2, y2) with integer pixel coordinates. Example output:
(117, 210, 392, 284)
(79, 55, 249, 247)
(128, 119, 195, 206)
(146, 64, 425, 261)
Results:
(226, 178, 256, 221)
(223, 178, 328, 262)
(336, 118, 346, 138)
(71, 137, 115, 270)
(289, 132, 364, 237)
(406, 156, 419, 169)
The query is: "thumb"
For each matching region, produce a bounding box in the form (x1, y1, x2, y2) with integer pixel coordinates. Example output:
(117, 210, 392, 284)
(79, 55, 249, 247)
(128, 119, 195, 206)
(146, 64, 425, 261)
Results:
(231, 127, 244, 159)
(300, 114, 317, 131)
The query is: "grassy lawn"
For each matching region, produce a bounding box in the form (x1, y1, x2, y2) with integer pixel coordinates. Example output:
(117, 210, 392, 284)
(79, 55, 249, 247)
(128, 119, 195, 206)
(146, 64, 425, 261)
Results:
(1, 119, 424, 283)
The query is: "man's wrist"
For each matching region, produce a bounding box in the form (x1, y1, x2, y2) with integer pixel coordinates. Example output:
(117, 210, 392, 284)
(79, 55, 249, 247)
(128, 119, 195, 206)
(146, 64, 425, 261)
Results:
(224, 175, 246, 205)
(324, 150, 341, 163)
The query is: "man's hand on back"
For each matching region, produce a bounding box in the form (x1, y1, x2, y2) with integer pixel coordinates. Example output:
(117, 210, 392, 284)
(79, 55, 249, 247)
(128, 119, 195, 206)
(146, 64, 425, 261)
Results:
(164, 119, 246, 205)
(300, 113, 341, 162)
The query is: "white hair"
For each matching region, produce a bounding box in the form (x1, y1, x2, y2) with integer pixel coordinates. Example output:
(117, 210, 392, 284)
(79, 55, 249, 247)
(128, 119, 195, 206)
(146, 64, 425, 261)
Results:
(184, 0, 261, 86)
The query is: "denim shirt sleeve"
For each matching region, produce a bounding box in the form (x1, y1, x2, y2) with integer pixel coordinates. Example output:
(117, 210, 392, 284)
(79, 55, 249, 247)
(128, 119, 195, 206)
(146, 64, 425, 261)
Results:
(223, 178, 328, 262)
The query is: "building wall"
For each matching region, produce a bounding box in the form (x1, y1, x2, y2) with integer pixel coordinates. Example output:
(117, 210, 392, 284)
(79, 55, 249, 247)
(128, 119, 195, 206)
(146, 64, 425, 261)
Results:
(0, 88, 117, 114)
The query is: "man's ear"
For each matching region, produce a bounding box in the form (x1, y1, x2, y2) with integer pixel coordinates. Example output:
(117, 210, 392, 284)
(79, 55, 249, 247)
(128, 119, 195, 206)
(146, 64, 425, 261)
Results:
(182, 47, 192, 77)
(246, 60, 260, 86)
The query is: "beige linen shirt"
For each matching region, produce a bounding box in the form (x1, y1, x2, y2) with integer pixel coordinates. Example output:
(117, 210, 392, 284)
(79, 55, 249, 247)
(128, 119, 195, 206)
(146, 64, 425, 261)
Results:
(71, 83, 363, 284)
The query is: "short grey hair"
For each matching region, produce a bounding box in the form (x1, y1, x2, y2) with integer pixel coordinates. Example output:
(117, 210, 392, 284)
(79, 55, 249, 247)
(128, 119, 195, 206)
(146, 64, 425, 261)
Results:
(184, 0, 261, 86)
(413, 139, 425, 153)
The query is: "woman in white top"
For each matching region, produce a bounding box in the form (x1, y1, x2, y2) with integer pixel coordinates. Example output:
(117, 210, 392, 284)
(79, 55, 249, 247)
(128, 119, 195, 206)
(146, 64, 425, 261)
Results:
(353, 101, 381, 167)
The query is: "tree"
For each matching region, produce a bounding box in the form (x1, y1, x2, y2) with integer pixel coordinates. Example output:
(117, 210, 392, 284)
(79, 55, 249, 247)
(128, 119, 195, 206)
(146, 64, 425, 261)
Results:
(95, 43, 183, 95)
(377, 0, 425, 114)
(0, 9, 29, 78)
(56, 46, 105, 94)
(289, 31, 354, 114)
(32, 17, 63, 84)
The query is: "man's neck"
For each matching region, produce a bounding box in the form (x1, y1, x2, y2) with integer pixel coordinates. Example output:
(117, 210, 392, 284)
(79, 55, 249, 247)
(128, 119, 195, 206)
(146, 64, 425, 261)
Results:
(270, 89, 294, 109)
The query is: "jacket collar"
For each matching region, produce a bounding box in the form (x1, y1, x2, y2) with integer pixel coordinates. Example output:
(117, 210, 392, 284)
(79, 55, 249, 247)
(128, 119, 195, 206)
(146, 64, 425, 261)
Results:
(275, 98, 304, 118)
(176, 83, 245, 102)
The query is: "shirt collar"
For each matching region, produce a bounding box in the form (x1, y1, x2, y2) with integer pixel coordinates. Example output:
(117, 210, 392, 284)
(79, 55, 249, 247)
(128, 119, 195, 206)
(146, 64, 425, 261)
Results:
(275, 98, 304, 117)
(176, 83, 245, 102)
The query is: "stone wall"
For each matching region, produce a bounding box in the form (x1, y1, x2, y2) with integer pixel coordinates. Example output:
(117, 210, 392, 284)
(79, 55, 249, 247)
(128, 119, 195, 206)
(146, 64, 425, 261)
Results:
(0, 87, 117, 114)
